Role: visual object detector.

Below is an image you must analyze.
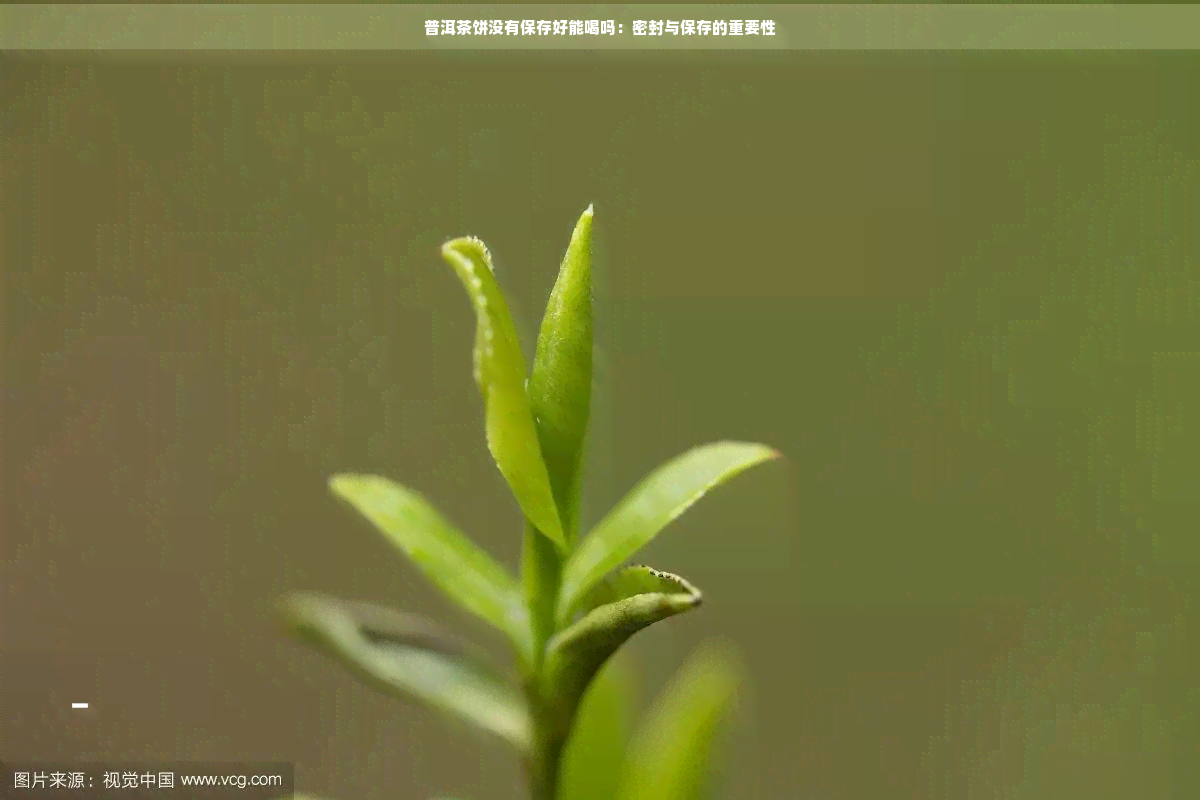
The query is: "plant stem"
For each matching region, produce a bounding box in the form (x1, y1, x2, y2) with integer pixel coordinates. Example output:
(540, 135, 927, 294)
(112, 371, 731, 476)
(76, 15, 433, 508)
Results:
(521, 521, 565, 799)
(524, 704, 567, 800)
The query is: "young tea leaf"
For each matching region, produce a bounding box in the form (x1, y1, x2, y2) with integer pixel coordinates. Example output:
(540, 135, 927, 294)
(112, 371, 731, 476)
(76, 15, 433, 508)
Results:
(558, 651, 637, 800)
(614, 642, 745, 800)
(529, 204, 594, 538)
(328, 474, 531, 659)
(557, 441, 779, 624)
(279, 592, 532, 753)
(441, 236, 565, 548)
(544, 566, 702, 721)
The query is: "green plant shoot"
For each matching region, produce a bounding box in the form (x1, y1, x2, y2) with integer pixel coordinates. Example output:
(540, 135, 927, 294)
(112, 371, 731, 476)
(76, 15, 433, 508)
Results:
(277, 205, 780, 800)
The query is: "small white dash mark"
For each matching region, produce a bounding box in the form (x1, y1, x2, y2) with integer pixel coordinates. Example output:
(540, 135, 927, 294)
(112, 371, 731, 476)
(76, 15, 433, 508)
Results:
(72, 703, 89, 709)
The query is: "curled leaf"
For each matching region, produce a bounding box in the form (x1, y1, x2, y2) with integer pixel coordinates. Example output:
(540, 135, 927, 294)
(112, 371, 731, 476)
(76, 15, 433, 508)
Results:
(328, 474, 531, 661)
(441, 236, 565, 548)
(278, 592, 531, 753)
(543, 566, 701, 720)
(558, 441, 779, 624)
(615, 642, 746, 800)
(529, 204, 594, 537)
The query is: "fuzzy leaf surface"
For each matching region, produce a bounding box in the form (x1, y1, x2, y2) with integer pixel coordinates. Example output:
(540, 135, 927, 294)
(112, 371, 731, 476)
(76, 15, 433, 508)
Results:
(279, 592, 531, 752)
(544, 566, 701, 720)
(328, 474, 530, 658)
(529, 204, 594, 539)
(441, 236, 565, 548)
(558, 441, 778, 623)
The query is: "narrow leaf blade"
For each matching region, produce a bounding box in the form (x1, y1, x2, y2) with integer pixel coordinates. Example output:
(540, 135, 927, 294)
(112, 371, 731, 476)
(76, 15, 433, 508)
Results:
(328, 474, 530, 657)
(558, 441, 779, 622)
(545, 566, 701, 721)
(278, 592, 531, 752)
(615, 643, 745, 800)
(441, 237, 565, 548)
(558, 651, 637, 800)
(529, 204, 594, 538)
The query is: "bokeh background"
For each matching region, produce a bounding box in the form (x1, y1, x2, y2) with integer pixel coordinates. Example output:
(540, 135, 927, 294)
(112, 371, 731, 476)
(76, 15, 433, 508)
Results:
(4, 49, 1198, 798)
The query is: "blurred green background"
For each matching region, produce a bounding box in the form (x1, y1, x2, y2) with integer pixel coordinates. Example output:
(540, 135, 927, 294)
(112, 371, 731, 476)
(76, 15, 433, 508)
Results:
(4, 50, 1198, 798)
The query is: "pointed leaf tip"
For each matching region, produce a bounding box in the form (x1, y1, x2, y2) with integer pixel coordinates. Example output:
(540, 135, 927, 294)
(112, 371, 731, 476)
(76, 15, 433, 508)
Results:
(529, 204, 596, 537)
(439, 236, 566, 548)
(558, 440, 778, 622)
